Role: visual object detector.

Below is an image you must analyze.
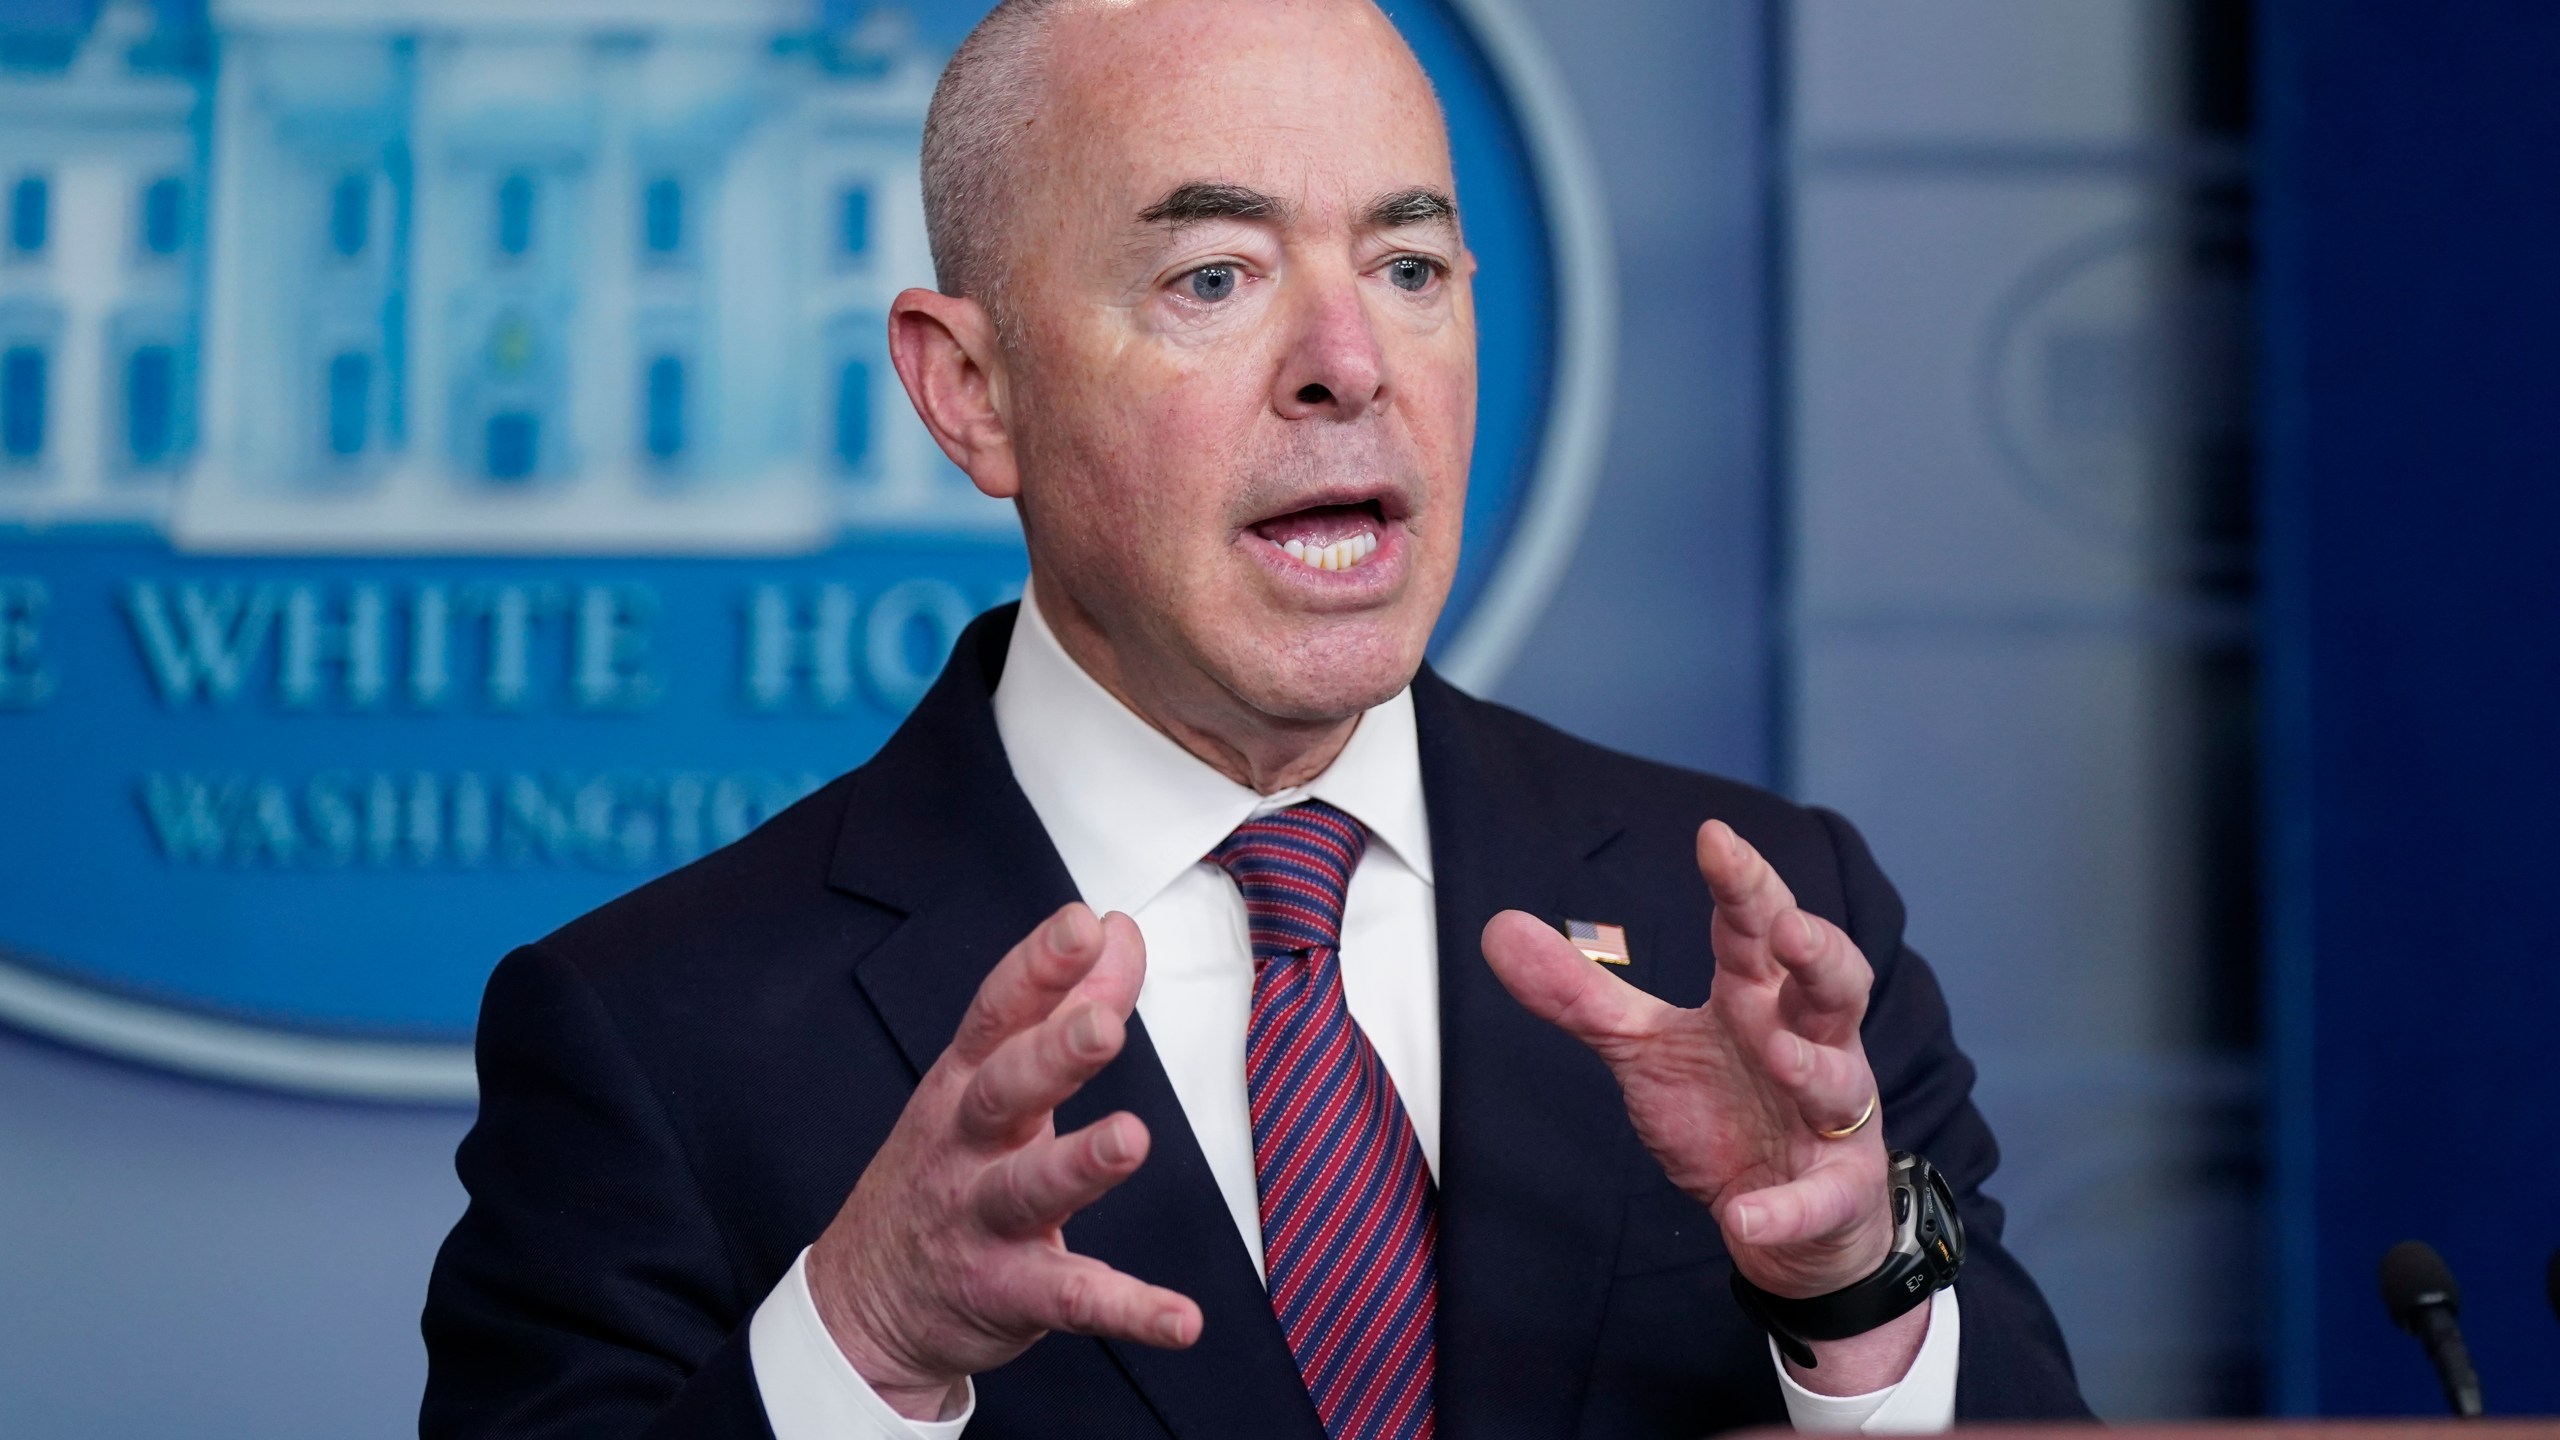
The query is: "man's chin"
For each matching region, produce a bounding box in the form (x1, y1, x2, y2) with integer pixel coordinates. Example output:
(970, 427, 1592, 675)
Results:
(1210, 615, 1432, 725)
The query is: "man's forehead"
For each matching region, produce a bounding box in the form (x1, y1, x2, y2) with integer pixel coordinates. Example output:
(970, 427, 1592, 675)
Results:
(1035, 0, 1455, 212)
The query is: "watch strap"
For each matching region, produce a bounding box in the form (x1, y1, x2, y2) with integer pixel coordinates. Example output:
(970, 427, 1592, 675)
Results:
(1729, 1150, 1965, 1369)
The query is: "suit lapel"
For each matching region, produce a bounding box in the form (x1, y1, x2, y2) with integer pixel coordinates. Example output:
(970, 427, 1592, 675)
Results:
(829, 607, 1323, 1440)
(1415, 670, 1637, 1439)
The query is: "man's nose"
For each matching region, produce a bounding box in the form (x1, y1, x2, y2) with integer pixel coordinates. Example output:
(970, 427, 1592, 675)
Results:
(1271, 273, 1389, 421)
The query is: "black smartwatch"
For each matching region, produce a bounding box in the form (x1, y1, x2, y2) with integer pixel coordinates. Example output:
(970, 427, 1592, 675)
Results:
(1728, 1150, 1964, 1369)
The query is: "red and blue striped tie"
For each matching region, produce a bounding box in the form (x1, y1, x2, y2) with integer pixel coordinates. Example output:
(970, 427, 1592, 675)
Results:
(1210, 801, 1437, 1440)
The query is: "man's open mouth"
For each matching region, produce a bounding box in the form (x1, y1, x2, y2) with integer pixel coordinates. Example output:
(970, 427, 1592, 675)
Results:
(1249, 499, 1390, 573)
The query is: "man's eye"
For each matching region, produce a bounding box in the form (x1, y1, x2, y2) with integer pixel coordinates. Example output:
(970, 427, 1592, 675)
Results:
(1387, 257, 1438, 293)
(1186, 266, 1238, 303)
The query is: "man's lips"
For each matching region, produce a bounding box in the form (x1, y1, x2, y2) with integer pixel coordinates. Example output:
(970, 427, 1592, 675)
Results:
(1248, 500, 1392, 574)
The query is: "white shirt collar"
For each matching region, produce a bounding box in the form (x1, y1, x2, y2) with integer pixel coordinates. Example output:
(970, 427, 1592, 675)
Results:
(990, 585, 1435, 919)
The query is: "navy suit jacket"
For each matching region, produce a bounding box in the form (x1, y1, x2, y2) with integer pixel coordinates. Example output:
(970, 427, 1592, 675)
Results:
(421, 605, 2090, 1438)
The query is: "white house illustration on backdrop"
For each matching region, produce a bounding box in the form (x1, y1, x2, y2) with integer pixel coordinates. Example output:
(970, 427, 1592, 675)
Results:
(0, 0, 1000, 554)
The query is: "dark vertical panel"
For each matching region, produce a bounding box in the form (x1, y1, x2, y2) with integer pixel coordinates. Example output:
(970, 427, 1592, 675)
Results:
(2260, 0, 2560, 1416)
(330, 173, 368, 258)
(494, 173, 533, 258)
(325, 352, 368, 457)
(644, 354, 684, 463)
(840, 186, 870, 260)
(643, 176, 683, 257)
(2, 345, 46, 458)
(10, 173, 47, 254)
(486, 412, 537, 480)
(142, 177, 184, 256)
(835, 356, 871, 471)
(128, 345, 175, 463)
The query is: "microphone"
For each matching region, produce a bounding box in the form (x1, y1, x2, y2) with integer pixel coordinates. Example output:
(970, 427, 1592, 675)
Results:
(2378, 1240, 2483, 1418)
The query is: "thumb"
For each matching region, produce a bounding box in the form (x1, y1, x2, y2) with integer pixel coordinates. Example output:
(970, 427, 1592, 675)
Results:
(1480, 910, 1667, 1055)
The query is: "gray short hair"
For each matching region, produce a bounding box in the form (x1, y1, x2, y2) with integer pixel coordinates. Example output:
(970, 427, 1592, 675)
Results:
(920, 0, 1079, 315)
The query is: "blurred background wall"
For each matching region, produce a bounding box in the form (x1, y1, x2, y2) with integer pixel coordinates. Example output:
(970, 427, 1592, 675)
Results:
(1777, 0, 2260, 1415)
(12, 0, 2544, 1434)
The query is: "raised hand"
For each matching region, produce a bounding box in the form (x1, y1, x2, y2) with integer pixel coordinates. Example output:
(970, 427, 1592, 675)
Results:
(806, 903, 1203, 1420)
(1480, 819, 1896, 1305)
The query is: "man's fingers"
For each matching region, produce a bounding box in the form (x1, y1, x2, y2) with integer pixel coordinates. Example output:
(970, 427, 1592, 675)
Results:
(1695, 819, 1800, 943)
(1067, 910, 1148, 1020)
(971, 1112, 1150, 1237)
(950, 904, 1106, 1065)
(1759, 1028, 1874, 1132)
(1718, 1165, 1876, 1253)
(1020, 1252, 1204, 1349)
(1768, 907, 1872, 1043)
(1480, 909, 1671, 1058)
(956, 1000, 1127, 1146)
(1701, 822, 1874, 1035)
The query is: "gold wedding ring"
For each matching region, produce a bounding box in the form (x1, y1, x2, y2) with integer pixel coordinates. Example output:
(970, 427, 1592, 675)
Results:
(1816, 1093, 1878, 1141)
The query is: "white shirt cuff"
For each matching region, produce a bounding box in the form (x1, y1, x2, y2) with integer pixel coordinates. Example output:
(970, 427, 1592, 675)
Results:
(1773, 1285, 1961, 1434)
(749, 1246, 976, 1440)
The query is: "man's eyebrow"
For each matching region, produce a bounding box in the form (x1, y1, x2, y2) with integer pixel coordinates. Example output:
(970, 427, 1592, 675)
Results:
(1365, 187, 1457, 230)
(1138, 182, 1288, 227)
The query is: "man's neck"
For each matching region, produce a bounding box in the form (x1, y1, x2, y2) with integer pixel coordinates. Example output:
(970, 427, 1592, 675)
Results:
(1029, 578, 1359, 796)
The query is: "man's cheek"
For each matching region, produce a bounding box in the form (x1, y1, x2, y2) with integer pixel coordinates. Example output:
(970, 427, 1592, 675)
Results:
(1405, 390, 1474, 489)
(1135, 386, 1263, 496)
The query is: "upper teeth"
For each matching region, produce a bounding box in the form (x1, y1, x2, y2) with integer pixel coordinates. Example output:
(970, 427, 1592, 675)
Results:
(1282, 533, 1380, 572)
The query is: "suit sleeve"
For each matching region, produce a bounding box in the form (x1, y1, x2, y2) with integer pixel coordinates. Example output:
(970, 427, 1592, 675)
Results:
(421, 942, 774, 1440)
(1812, 807, 2096, 1422)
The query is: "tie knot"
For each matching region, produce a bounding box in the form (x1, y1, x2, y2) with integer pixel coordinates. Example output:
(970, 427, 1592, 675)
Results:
(1209, 800, 1367, 961)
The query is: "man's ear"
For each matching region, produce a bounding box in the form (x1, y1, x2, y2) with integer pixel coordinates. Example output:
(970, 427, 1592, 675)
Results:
(886, 287, 1020, 499)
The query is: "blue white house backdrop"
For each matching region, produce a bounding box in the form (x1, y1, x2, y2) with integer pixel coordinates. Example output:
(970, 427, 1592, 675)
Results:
(0, 0, 1609, 1099)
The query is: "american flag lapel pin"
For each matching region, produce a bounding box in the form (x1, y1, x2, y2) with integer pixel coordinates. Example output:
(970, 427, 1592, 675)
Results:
(1563, 918, 1631, 966)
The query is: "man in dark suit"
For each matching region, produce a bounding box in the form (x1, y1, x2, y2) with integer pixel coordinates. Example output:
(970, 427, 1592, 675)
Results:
(422, 0, 2089, 1435)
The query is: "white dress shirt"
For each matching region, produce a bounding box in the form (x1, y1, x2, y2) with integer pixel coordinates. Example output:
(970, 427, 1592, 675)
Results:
(749, 587, 1959, 1435)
